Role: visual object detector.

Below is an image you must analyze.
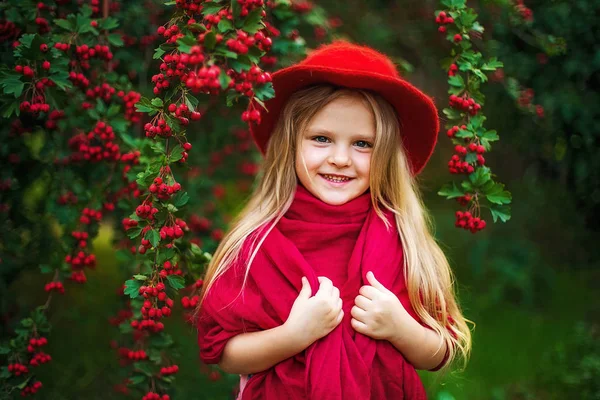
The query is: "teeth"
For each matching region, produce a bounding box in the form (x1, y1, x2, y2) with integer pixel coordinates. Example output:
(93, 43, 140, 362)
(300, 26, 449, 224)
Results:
(323, 174, 350, 182)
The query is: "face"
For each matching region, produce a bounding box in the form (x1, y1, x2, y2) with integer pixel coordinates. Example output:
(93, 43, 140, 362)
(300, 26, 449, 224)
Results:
(295, 94, 375, 206)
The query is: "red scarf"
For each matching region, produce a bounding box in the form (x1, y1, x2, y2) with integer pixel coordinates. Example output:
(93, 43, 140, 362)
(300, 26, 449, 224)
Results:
(197, 184, 427, 399)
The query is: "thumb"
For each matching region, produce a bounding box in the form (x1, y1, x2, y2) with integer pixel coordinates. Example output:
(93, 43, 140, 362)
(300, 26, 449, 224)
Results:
(298, 276, 312, 298)
(366, 271, 386, 291)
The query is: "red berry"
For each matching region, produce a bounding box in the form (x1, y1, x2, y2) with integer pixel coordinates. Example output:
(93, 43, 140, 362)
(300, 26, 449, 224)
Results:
(40, 43, 48, 52)
(453, 34, 462, 43)
(42, 61, 51, 70)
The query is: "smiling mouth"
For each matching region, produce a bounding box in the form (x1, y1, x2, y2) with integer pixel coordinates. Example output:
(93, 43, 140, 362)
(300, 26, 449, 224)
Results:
(320, 174, 353, 183)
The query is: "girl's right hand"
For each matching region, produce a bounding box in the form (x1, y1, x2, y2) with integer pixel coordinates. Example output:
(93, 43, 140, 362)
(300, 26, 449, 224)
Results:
(284, 276, 344, 347)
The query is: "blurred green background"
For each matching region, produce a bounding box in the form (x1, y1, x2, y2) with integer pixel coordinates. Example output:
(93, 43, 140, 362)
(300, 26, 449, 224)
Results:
(3, 0, 600, 399)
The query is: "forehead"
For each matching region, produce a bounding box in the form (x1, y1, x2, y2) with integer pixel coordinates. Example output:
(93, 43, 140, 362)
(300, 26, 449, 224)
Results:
(306, 95, 375, 135)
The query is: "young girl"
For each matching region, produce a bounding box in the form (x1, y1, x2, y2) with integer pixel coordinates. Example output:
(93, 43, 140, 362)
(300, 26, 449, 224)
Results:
(196, 40, 472, 399)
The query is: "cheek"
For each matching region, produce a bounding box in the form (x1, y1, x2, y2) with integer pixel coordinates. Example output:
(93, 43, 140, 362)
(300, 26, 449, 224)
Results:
(355, 153, 372, 177)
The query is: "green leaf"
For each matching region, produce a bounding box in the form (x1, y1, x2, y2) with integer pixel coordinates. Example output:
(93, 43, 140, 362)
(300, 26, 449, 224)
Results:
(469, 166, 491, 187)
(172, 191, 189, 207)
(455, 128, 474, 139)
(151, 97, 164, 108)
(145, 230, 160, 248)
(202, 2, 224, 14)
(242, 8, 264, 34)
(153, 47, 166, 60)
(490, 204, 511, 223)
(129, 374, 146, 385)
(1, 77, 25, 98)
(157, 247, 176, 264)
(55, 19, 74, 31)
(471, 21, 484, 33)
(177, 35, 197, 54)
(127, 226, 143, 239)
(465, 152, 478, 163)
(99, 17, 119, 30)
(448, 75, 465, 88)
(441, 0, 466, 8)
(169, 144, 184, 162)
(254, 82, 275, 101)
(481, 57, 503, 71)
(135, 97, 155, 113)
(442, 108, 462, 120)
(107, 33, 124, 47)
(484, 182, 512, 205)
(166, 275, 185, 290)
(124, 279, 143, 299)
(469, 114, 486, 129)
(133, 274, 148, 281)
(438, 182, 464, 199)
(204, 31, 217, 51)
(218, 19, 234, 32)
(133, 362, 153, 376)
(219, 72, 232, 90)
(39, 264, 53, 274)
(1, 101, 20, 118)
(471, 68, 487, 83)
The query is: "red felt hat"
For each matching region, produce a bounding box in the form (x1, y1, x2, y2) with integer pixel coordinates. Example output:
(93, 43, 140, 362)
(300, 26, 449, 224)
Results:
(248, 40, 440, 176)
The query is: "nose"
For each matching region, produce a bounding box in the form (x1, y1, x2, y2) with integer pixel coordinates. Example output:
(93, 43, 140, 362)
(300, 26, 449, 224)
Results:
(328, 145, 351, 167)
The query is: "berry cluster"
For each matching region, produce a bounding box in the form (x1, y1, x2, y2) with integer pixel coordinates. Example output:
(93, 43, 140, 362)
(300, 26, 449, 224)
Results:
(72, 231, 89, 248)
(27, 337, 48, 352)
(445, 124, 466, 138)
(122, 217, 139, 231)
(29, 351, 51, 366)
(156, 24, 183, 44)
(141, 294, 174, 320)
(65, 250, 97, 270)
(160, 364, 179, 376)
(181, 295, 199, 309)
(159, 260, 183, 278)
(202, 8, 233, 29)
(435, 11, 454, 33)
(117, 90, 142, 122)
(44, 281, 65, 294)
(514, 0, 533, 22)
(135, 202, 159, 220)
(86, 83, 116, 103)
(241, 108, 261, 124)
(45, 109, 65, 130)
(57, 191, 78, 205)
(455, 211, 486, 233)
(448, 63, 458, 77)
(7, 363, 29, 376)
(142, 392, 170, 400)
(159, 219, 186, 242)
(80, 207, 103, 224)
(15, 64, 34, 78)
(184, 65, 222, 95)
(457, 193, 472, 206)
(144, 118, 172, 138)
(68, 70, 90, 88)
(227, 65, 272, 97)
(149, 177, 182, 201)
(449, 94, 481, 115)
(21, 381, 43, 397)
(166, 102, 202, 126)
(124, 348, 148, 360)
(448, 143, 485, 174)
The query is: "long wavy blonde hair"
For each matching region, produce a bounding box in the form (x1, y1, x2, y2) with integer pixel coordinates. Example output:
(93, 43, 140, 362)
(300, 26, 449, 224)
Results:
(198, 84, 472, 370)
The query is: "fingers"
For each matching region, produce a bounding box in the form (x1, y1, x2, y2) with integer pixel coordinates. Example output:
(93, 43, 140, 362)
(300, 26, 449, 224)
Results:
(350, 305, 367, 321)
(298, 276, 312, 298)
(359, 285, 378, 300)
(317, 276, 333, 297)
(351, 317, 368, 334)
(354, 294, 370, 310)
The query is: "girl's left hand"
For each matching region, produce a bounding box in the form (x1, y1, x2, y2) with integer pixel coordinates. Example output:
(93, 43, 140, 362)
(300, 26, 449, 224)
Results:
(350, 271, 407, 341)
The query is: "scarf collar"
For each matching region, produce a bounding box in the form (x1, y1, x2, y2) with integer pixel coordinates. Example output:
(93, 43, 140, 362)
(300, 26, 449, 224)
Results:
(284, 183, 371, 224)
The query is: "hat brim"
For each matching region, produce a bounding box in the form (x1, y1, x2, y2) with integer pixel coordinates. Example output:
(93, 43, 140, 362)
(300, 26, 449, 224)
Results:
(250, 65, 439, 175)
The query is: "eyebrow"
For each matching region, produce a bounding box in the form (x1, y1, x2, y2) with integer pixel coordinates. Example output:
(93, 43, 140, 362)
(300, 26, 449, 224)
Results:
(307, 128, 375, 141)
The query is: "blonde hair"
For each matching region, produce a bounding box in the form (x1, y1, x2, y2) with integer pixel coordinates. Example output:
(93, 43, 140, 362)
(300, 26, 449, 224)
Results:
(198, 84, 472, 370)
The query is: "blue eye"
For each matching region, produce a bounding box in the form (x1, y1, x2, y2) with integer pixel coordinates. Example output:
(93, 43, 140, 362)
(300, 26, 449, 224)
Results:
(355, 140, 372, 148)
(312, 136, 330, 143)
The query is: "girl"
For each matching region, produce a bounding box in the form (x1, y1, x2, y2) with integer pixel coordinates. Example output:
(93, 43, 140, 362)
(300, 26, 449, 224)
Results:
(196, 40, 472, 399)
